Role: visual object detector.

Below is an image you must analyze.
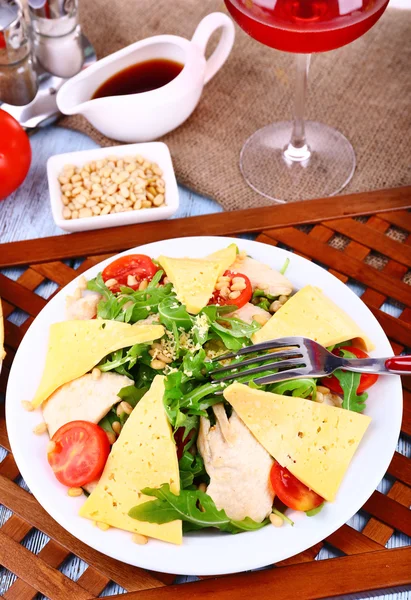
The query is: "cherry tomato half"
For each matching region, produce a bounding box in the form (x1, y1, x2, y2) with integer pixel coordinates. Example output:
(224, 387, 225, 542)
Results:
(321, 345, 378, 395)
(270, 461, 323, 512)
(0, 110, 31, 201)
(47, 421, 110, 487)
(209, 270, 252, 309)
(102, 254, 159, 292)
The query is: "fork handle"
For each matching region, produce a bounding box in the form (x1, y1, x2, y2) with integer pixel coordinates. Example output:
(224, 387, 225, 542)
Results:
(341, 355, 411, 375)
(385, 356, 411, 373)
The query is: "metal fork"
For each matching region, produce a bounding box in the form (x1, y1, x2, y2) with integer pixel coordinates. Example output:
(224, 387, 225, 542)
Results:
(210, 337, 411, 386)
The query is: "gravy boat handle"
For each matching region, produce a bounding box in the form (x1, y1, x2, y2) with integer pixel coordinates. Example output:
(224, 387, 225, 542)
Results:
(191, 12, 235, 84)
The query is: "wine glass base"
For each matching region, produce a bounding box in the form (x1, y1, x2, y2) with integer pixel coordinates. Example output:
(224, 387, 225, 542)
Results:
(240, 121, 356, 203)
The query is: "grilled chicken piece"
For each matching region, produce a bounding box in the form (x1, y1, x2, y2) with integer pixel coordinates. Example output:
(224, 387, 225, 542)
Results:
(229, 302, 270, 325)
(231, 256, 293, 297)
(66, 292, 101, 320)
(197, 404, 274, 522)
(42, 371, 132, 437)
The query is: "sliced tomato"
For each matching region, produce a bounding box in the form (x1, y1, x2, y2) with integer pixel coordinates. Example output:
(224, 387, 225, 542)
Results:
(47, 421, 110, 487)
(209, 270, 252, 309)
(102, 254, 158, 292)
(321, 345, 378, 394)
(270, 461, 323, 512)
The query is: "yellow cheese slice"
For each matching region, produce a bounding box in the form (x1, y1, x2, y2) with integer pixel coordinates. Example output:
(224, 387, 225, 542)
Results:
(79, 375, 182, 544)
(158, 255, 222, 314)
(0, 298, 5, 360)
(252, 285, 374, 351)
(32, 320, 164, 408)
(224, 382, 371, 502)
(207, 244, 238, 273)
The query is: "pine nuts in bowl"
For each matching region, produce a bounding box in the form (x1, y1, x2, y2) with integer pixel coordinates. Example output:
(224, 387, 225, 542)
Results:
(47, 142, 179, 232)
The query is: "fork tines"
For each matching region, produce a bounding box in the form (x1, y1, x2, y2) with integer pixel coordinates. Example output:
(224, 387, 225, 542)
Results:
(210, 337, 307, 385)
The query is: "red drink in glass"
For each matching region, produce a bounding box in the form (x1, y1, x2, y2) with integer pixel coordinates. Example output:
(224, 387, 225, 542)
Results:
(225, 0, 389, 53)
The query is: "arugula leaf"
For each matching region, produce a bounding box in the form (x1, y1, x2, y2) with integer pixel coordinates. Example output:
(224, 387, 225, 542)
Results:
(179, 451, 206, 489)
(272, 507, 294, 526)
(129, 483, 268, 534)
(118, 384, 148, 407)
(87, 272, 112, 299)
(98, 344, 147, 375)
(306, 503, 325, 517)
(333, 349, 368, 412)
(98, 410, 118, 433)
(269, 378, 317, 400)
(158, 298, 193, 331)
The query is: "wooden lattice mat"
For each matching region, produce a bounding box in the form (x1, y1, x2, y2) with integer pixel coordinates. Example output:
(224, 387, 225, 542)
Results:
(0, 187, 410, 600)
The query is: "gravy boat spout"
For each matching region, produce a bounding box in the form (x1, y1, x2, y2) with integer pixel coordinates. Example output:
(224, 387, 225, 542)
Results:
(57, 13, 235, 142)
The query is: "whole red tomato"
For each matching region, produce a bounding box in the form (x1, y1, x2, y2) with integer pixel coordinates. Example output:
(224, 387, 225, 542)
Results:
(0, 110, 31, 201)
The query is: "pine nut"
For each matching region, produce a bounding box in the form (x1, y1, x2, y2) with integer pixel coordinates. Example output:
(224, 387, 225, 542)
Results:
(86, 199, 97, 208)
(92, 205, 101, 215)
(112, 421, 122, 435)
(316, 391, 324, 403)
(198, 483, 207, 493)
(138, 279, 148, 291)
(21, 400, 34, 411)
(220, 286, 230, 298)
(91, 367, 101, 380)
(279, 295, 289, 304)
(231, 281, 246, 291)
(68, 487, 84, 497)
(63, 207, 71, 220)
(151, 359, 166, 370)
(73, 287, 82, 300)
(132, 533, 148, 545)
(101, 205, 111, 215)
(269, 513, 283, 527)
(152, 194, 164, 207)
(33, 422, 47, 435)
(316, 385, 330, 394)
(71, 210, 79, 219)
(127, 274, 138, 287)
(270, 300, 282, 313)
(47, 441, 56, 453)
(97, 521, 110, 531)
(120, 185, 130, 199)
(105, 278, 118, 288)
(229, 290, 241, 300)
(157, 352, 172, 364)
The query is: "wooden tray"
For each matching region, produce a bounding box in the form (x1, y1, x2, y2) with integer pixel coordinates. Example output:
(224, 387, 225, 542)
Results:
(0, 187, 410, 600)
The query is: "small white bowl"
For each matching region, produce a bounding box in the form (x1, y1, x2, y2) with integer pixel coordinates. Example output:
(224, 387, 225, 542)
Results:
(47, 142, 179, 233)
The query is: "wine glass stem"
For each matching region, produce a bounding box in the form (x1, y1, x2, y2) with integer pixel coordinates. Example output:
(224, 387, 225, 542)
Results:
(284, 53, 312, 162)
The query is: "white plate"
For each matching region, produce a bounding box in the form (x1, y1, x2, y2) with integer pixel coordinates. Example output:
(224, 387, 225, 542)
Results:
(6, 236, 402, 576)
(47, 142, 179, 233)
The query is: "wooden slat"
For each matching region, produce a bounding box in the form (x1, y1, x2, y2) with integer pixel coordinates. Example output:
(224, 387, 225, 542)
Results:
(0, 531, 93, 600)
(111, 547, 411, 600)
(275, 543, 323, 567)
(326, 524, 384, 554)
(362, 481, 411, 544)
(4, 540, 71, 600)
(0, 405, 11, 452)
(403, 389, 411, 437)
(263, 227, 411, 306)
(369, 307, 411, 347)
(0, 274, 46, 317)
(327, 218, 411, 266)
(388, 452, 411, 486)
(382, 210, 411, 232)
(1, 187, 410, 268)
(76, 568, 111, 598)
(31, 262, 78, 287)
(362, 490, 411, 537)
(1, 515, 31, 542)
(0, 474, 167, 592)
(0, 454, 19, 481)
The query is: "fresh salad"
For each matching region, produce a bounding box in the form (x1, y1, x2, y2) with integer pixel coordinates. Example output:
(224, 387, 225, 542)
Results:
(28, 245, 377, 544)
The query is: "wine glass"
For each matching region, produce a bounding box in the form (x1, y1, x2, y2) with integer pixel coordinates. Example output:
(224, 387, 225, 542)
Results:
(224, 0, 389, 202)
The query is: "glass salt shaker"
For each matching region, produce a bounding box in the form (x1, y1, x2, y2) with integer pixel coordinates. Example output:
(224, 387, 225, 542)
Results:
(0, 0, 38, 105)
(29, 0, 84, 79)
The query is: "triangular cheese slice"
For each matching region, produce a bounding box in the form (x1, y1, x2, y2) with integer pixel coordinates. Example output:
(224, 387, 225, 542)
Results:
(207, 244, 238, 273)
(252, 285, 374, 351)
(32, 321, 164, 408)
(158, 255, 223, 314)
(224, 382, 371, 502)
(0, 298, 5, 360)
(79, 376, 182, 544)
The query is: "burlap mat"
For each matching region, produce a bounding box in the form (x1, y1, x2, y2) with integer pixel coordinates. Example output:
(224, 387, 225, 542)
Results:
(60, 1, 411, 210)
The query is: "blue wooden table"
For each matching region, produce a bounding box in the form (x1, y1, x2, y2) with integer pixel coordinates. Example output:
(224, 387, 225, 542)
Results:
(0, 126, 409, 599)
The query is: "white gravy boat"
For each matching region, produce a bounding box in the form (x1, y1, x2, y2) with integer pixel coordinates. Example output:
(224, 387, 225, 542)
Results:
(57, 12, 235, 142)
